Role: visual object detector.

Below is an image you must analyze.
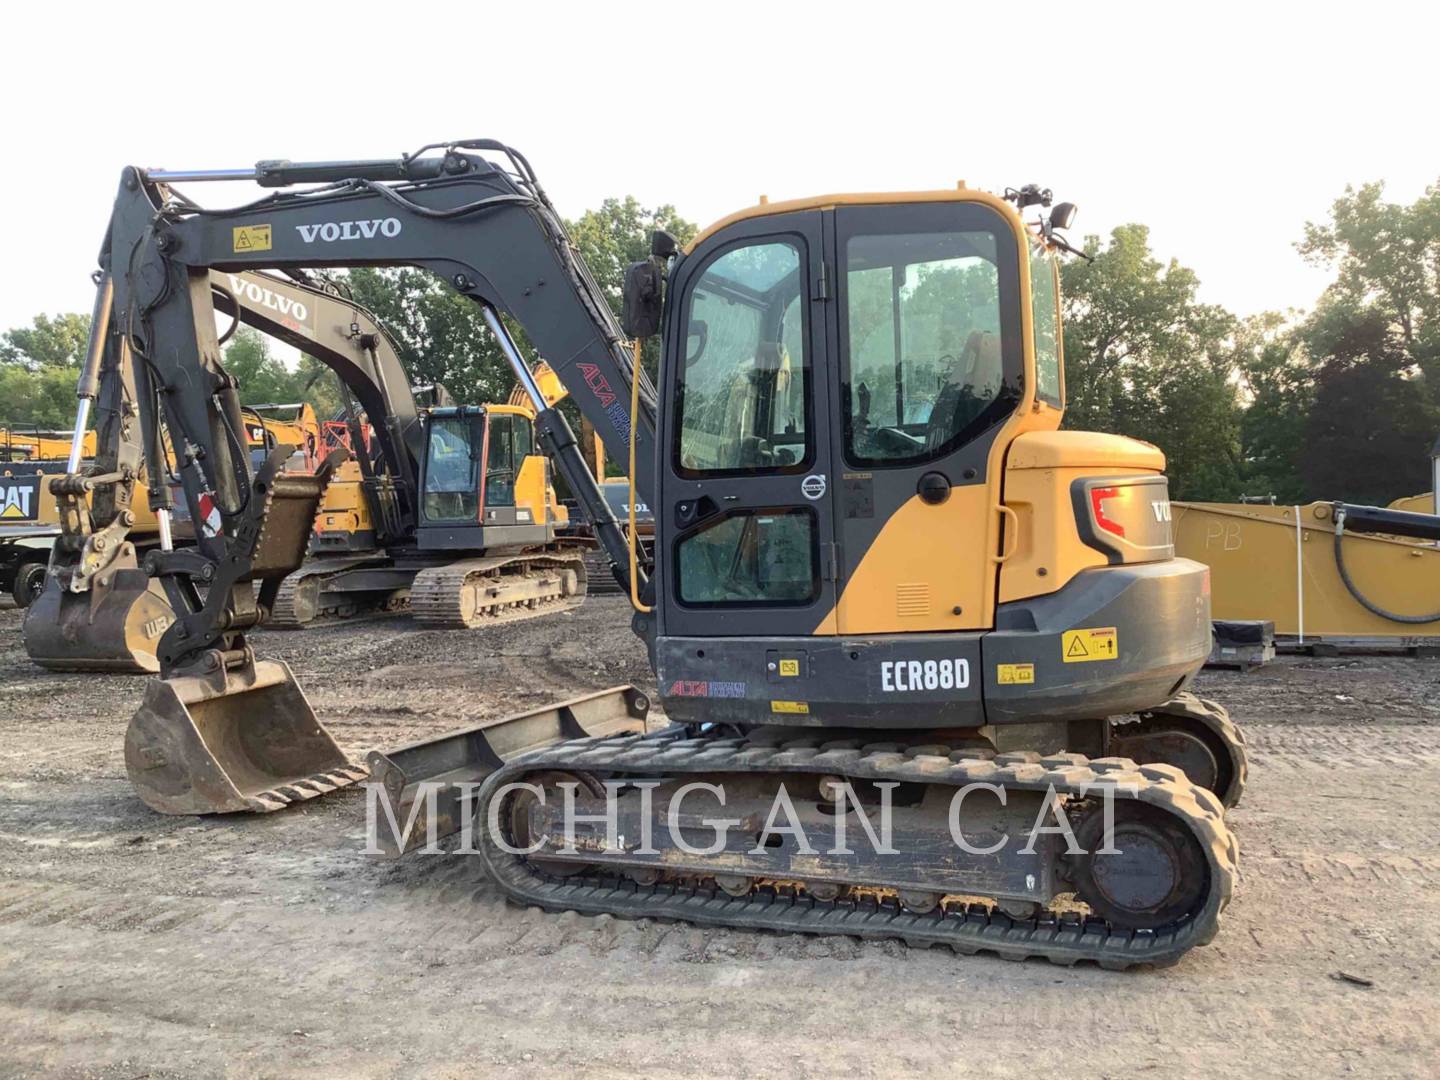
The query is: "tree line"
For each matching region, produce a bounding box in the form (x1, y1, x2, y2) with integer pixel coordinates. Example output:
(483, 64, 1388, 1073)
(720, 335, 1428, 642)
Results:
(3, 183, 1436, 506)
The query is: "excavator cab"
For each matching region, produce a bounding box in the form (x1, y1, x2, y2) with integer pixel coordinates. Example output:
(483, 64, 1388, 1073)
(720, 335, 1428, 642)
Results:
(417, 405, 566, 547)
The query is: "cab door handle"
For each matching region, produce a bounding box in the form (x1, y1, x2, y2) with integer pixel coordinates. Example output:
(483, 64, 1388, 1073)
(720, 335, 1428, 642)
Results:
(991, 504, 1020, 564)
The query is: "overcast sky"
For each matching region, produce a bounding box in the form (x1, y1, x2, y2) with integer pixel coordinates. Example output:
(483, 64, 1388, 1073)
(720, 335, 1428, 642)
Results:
(2, 2, 1434, 336)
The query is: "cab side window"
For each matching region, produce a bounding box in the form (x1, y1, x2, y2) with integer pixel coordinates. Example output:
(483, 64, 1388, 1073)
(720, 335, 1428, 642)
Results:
(842, 229, 1014, 466)
(486, 414, 516, 508)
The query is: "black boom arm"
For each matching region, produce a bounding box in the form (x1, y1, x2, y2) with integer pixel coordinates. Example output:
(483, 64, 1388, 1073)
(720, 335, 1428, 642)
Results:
(103, 141, 654, 675)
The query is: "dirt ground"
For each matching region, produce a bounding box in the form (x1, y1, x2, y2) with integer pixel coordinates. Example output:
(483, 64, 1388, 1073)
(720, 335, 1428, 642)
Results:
(1, 596, 1438, 1079)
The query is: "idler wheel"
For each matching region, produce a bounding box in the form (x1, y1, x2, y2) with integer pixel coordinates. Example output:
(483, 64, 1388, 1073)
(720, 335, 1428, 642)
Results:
(1069, 802, 1208, 930)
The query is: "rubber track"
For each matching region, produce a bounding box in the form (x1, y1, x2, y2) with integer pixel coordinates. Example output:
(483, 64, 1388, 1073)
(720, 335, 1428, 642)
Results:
(1139, 692, 1248, 808)
(583, 550, 624, 596)
(409, 552, 587, 630)
(270, 558, 409, 629)
(475, 733, 1238, 970)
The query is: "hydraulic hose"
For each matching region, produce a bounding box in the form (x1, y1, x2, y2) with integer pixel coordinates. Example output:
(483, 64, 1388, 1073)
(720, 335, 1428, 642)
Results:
(1332, 506, 1440, 623)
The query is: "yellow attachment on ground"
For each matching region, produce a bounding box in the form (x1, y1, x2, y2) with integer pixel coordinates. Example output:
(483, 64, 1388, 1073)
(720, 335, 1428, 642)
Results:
(1173, 500, 1440, 637)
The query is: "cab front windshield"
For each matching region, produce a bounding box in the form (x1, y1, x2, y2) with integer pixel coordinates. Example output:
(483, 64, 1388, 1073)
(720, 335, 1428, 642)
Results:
(424, 415, 479, 522)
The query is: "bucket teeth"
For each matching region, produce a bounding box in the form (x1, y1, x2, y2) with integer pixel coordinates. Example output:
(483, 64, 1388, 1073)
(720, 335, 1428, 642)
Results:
(243, 766, 371, 813)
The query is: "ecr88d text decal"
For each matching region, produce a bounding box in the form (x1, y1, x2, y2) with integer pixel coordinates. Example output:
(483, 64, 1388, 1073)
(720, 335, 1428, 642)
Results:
(880, 658, 970, 692)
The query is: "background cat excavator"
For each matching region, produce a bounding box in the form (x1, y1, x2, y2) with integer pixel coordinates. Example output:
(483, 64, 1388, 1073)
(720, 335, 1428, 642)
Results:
(86, 139, 1245, 967)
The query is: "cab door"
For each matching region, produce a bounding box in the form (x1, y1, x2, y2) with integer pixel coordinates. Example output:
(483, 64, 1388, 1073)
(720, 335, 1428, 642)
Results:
(657, 211, 839, 637)
(825, 201, 1026, 633)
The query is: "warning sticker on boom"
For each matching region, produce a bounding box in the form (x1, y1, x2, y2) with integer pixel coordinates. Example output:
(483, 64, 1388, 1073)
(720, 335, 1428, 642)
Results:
(1062, 626, 1118, 663)
(233, 224, 272, 253)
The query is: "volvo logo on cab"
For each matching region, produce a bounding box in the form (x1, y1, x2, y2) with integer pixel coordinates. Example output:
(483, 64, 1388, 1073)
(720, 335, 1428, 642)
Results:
(880, 658, 970, 692)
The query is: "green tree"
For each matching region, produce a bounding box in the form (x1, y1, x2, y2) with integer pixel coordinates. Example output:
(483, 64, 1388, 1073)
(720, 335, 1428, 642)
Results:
(1299, 309, 1437, 504)
(222, 327, 306, 406)
(1233, 314, 1311, 502)
(343, 267, 512, 406)
(1060, 225, 1243, 499)
(0, 311, 93, 429)
(0, 312, 92, 369)
(567, 196, 697, 380)
(1299, 180, 1440, 378)
(0, 364, 82, 429)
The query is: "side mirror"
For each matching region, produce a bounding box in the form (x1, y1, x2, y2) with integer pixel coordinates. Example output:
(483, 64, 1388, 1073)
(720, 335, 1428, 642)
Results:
(1049, 202, 1078, 231)
(621, 259, 663, 338)
(650, 230, 679, 259)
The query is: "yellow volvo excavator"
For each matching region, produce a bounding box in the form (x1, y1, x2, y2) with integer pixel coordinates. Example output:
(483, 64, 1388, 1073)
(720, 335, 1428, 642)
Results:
(85, 142, 1243, 968)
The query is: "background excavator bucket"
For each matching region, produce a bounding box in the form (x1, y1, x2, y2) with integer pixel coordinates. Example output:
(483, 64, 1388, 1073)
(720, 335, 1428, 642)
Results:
(124, 659, 367, 815)
(23, 565, 174, 674)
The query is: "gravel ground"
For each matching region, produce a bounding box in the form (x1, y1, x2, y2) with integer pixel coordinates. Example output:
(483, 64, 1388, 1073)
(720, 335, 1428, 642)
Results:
(1, 596, 1438, 1078)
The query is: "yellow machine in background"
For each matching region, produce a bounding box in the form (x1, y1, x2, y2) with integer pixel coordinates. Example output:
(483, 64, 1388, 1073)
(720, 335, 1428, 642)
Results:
(282, 399, 581, 625)
(242, 403, 322, 472)
(2, 460, 165, 607)
(0, 429, 98, 462)
(1174, 500, 1440, 642)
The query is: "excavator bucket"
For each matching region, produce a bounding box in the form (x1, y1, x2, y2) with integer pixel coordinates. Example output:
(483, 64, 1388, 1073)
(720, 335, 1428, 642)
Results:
(23, 559, 175, 673)
(124, 658, 367, 815)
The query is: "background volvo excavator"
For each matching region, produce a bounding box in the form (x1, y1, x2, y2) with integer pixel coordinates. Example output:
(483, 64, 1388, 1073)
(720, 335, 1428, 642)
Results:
(26, 267, 590, 671)
(86, 140, 1244, 968)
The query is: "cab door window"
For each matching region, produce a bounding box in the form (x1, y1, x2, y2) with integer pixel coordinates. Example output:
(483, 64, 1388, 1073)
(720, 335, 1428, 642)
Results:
(513, 415, 534, 461)
(675, 240, 809, 475)
(486, 413, 516, 507)
(677, 508, 817, 606)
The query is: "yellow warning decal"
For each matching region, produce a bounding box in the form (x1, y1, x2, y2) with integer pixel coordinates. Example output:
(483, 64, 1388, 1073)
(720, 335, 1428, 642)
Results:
(770, 700, 810, 714)
(1062, 626, 1118, 663)
(997, 662, 1035, 685)
(233, 224, 272, 253)
(778, 659, 800, 677)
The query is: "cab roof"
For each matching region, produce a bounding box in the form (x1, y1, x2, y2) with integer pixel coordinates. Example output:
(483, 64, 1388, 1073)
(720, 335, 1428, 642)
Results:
(688, 188, 1022, 251)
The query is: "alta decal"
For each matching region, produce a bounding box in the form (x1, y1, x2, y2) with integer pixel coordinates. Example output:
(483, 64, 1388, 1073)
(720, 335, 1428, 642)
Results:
(667, 680, 746, 699)
(577, 363, 632, 441)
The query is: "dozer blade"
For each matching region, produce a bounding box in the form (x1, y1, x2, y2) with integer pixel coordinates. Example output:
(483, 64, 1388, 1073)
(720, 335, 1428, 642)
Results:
(365, 685, 652, 855)
(23, 566, 175, 674)
(124, 658, 367, 815)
